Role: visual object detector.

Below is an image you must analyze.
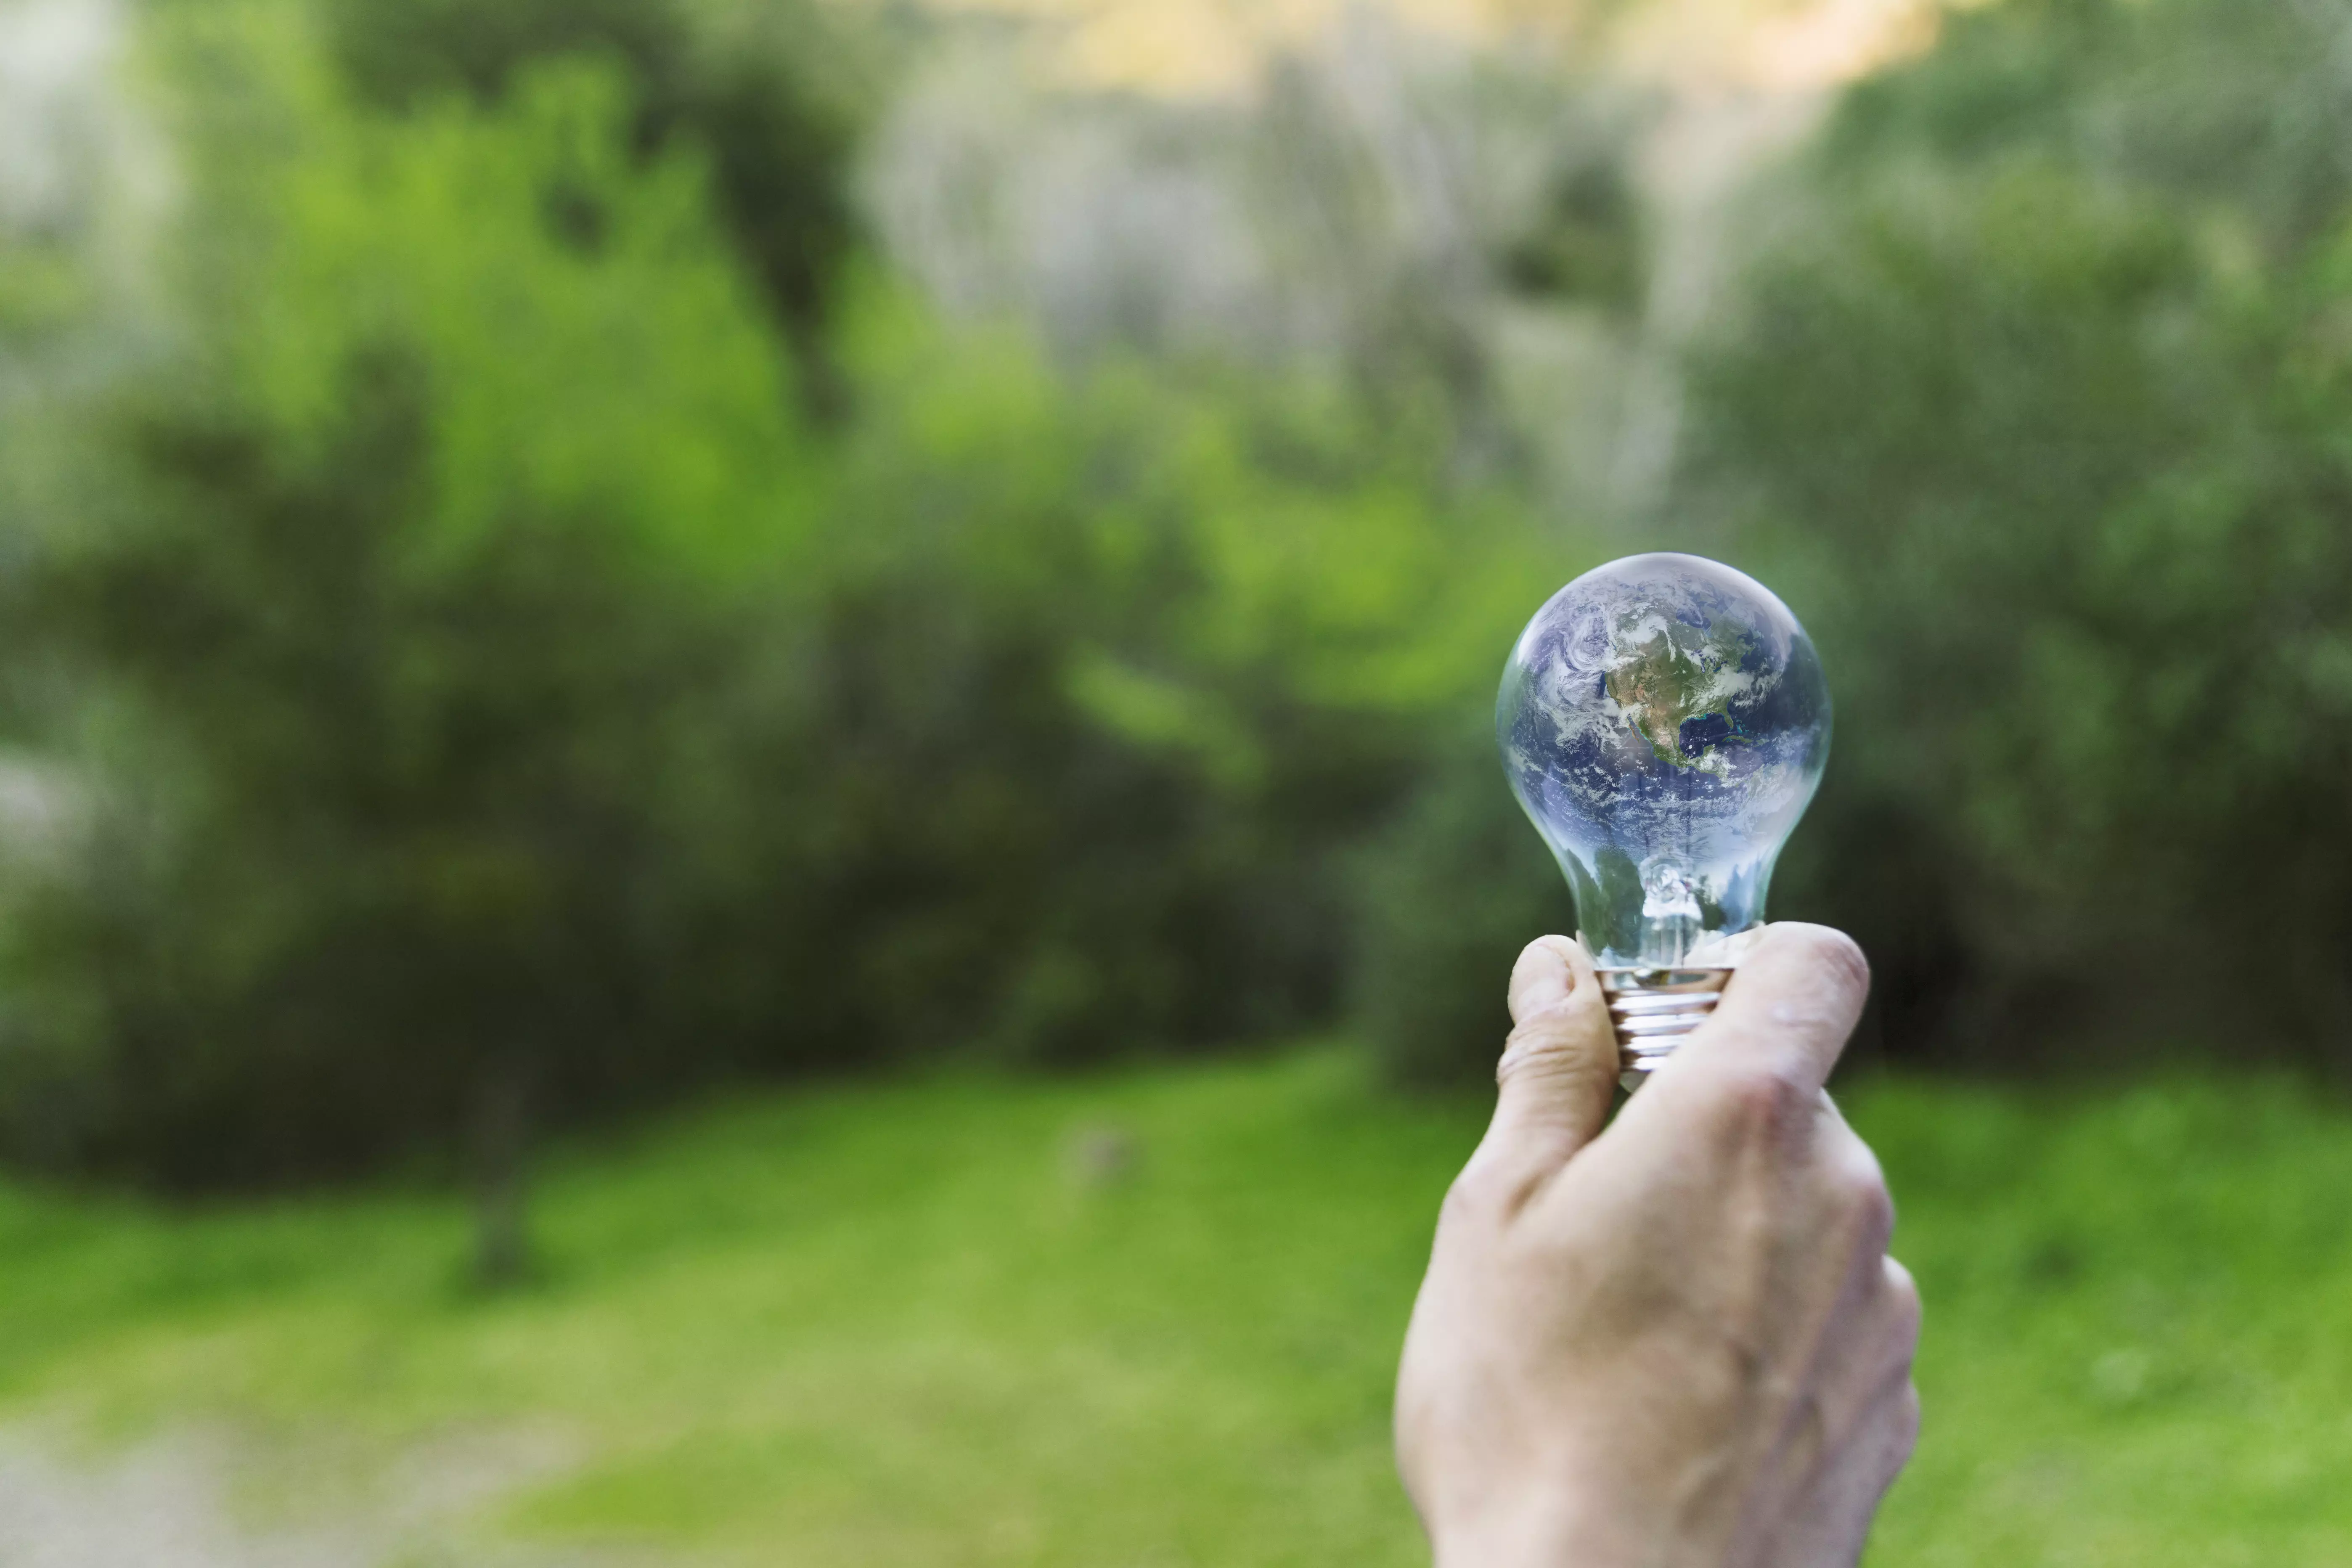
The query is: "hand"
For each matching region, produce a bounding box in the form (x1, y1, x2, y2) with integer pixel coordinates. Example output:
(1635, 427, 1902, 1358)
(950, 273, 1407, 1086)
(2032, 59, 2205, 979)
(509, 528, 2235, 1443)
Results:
(1394, 925, 1920, 1568)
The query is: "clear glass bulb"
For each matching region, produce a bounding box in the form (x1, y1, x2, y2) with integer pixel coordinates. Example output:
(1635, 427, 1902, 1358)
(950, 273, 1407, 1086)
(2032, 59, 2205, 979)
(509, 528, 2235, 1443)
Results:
(1497, 553, 1831, 971)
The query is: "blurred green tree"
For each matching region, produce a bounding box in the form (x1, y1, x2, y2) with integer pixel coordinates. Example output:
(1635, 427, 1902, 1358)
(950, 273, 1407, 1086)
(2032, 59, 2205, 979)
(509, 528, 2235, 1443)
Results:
(790, 311, 1565, 1072)
(326, 0, 879, 419)
(0, 0, 1581, 1230)
(1685, 0, 2352, 1069)
(3, 31, 817, 1277)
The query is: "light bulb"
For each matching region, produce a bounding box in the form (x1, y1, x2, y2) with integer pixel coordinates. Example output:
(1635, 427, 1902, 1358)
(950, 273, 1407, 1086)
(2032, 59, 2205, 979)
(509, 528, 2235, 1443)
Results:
(1497, 553, 1831, 1087)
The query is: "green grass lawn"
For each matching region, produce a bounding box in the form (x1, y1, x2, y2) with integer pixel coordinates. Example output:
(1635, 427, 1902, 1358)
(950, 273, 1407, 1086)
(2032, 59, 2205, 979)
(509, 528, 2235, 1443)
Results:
(0, 1050, 2348, 1565)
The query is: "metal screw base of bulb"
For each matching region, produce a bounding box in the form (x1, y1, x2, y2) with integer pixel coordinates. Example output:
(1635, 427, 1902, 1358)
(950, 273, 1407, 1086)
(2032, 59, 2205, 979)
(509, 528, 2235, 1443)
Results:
(1599, 967, 1735, 1093)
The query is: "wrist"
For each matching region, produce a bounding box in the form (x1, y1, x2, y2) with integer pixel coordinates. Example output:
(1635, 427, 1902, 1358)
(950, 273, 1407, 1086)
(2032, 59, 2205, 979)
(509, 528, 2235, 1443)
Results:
(1428, 1499, 1588, 1568)
(1430, 1492, 1711, 1568)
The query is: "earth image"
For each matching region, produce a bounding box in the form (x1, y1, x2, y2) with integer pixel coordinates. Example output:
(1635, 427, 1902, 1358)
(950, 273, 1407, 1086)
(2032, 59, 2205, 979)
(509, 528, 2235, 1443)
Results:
(1496, 554, 1830, 965)
(1603, 614, 1761, 776)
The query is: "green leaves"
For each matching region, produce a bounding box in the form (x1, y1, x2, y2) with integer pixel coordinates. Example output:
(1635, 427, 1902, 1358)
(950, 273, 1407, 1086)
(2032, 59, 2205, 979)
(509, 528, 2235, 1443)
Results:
(177, 35, 814, 580)
(1688, 0, 2352, 1058)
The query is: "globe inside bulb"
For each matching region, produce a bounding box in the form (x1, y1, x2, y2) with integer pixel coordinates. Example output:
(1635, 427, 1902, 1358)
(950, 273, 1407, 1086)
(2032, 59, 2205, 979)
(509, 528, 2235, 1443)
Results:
(1497, 553, 1831, 969)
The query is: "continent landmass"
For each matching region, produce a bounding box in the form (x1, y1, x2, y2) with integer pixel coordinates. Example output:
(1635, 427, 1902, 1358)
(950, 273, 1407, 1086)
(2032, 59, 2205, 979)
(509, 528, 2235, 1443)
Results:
(1603, 618, 1760, 769)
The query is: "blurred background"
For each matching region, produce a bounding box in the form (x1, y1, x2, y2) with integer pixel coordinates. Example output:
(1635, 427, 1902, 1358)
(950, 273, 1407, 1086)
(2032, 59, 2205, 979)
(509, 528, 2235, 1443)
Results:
(2, 0, 2351, 1560)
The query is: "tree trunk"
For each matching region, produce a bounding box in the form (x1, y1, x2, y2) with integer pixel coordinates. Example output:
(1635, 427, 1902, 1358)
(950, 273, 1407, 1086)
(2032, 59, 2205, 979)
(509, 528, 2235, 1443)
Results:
(471, 1050, 535, 1289)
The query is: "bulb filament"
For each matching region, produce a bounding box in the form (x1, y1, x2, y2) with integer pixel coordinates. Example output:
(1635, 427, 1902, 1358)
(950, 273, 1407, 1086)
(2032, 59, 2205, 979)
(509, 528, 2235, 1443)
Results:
(1639, 863, 1703, 968)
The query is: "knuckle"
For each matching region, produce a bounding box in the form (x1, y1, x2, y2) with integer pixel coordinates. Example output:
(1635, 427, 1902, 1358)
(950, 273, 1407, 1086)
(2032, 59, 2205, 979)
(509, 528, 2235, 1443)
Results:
(1703, 1061, 1815, 1145)
(1883, 1258, 1924, 1343)
(1807, 924, 1873, 993)
(1773, 923, 1872, 1005)
(1855, 1180, 1897, 1248)
(1495, 1010, 1609, 1094)
(1495, 1021, 1567, 1083)
(1896, 1381, 1923, 1449)
(1439, 1164, 1506, 1231)
(1829, 1144, 1896, 1238)
(1438, 1177, 1485, 1232)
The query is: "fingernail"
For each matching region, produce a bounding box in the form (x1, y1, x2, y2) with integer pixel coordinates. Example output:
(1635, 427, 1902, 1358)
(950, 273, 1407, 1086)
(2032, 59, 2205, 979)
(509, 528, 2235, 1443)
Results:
(1508, 939, 1575, 1021)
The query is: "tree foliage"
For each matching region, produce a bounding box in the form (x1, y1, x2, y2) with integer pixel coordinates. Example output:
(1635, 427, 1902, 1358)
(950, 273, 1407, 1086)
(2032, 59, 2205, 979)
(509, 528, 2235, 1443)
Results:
(0, 0, 1576, 1194)
(1686, 0, 2352, 1066)
(25, 0, 2349, 1184)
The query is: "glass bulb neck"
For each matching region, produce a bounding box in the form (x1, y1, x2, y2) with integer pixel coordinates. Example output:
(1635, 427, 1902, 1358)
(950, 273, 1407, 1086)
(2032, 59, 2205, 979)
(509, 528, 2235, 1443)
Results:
(1638, 864, 1704, 968)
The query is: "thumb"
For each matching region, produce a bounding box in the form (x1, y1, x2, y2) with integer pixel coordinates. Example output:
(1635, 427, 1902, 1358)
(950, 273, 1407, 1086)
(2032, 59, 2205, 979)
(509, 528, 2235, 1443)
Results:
(1469, 936, 1619, 1202)
(1667, 922, 1870, 1098)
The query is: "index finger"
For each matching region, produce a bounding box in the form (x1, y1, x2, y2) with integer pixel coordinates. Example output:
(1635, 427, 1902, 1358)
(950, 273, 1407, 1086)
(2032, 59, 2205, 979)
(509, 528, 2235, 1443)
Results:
(1667, 922, 1871, 1097)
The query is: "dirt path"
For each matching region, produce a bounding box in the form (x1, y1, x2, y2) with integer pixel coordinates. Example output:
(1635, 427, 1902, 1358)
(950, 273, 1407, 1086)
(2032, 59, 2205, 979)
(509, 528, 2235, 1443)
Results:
(0, 1423, 608, 1568)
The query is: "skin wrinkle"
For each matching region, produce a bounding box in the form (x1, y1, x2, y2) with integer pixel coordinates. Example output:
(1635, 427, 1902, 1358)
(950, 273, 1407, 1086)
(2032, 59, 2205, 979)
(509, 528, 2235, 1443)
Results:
(1797, 1129, 1908, 1420)
(1778, 1368, 1919, 1565)
(1800, 1259, 1900, 1436)
(1665, 1444, 1745, 1566)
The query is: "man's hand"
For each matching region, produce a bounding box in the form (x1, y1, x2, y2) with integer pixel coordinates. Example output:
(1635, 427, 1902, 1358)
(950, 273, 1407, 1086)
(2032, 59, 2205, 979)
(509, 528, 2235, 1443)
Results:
(1395, 925, 1920, 1568)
